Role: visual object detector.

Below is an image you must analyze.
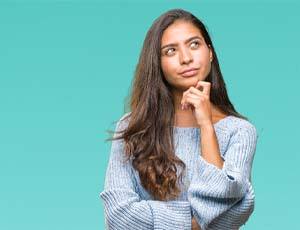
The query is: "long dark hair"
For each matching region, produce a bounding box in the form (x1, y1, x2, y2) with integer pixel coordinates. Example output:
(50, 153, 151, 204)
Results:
(106, 8, 248, 201)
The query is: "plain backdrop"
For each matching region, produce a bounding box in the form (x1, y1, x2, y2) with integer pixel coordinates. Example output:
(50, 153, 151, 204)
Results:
(0, 0, 299, 229)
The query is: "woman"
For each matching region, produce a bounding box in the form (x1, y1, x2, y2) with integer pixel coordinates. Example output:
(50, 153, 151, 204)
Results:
(100, 8, 258, 230)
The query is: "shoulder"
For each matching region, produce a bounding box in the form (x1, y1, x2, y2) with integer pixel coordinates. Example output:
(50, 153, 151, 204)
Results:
(231, 116, 257, 132)
(119, 112, 131, 122)
(222, 115, 258, 140)
(118, 112, 131, 126)
(216, 115, 258, 138)
(114, 112, 132, 133)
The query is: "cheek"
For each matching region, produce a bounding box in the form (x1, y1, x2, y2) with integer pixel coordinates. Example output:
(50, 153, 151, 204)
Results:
(194, 49, 210, 64)
(161, 58, 177, 76)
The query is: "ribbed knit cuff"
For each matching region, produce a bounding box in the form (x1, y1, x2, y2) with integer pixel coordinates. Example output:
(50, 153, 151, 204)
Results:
(148, 200, 192, 230)
(191, 155, 249, 199)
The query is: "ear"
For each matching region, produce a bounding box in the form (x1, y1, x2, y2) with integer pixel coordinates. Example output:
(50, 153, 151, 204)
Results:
(208, 44, 213, 61)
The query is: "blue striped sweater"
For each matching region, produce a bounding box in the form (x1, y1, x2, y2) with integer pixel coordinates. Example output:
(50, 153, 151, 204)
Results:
(100, 112, 258, 230)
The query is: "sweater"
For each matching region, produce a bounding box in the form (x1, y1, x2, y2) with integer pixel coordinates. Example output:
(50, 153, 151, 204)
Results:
(100, 112, 258, 230)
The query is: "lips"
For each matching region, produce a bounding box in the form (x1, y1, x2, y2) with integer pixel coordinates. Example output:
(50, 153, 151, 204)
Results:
(179, 68, 199, 77)
(179, 67, 199, 74)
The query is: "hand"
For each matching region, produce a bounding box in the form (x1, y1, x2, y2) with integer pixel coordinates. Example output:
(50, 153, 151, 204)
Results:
(192, 217, 202, 230)
(181, 80, 213, 127)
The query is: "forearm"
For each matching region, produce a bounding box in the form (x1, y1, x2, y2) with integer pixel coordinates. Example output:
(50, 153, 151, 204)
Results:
(199, 123, 224, 169)
(192, 217, 202, 230)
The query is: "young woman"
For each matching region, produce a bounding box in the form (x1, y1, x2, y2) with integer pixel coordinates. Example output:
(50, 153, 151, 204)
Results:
(100, 8, 258, 230)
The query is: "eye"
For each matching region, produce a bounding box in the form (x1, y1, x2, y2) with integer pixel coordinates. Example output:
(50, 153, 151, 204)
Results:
(190, 40, 200, 49)
(164, 48, 175, 56)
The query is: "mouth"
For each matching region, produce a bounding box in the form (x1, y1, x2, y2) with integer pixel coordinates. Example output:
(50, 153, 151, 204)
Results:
(179, 68, 199, 78)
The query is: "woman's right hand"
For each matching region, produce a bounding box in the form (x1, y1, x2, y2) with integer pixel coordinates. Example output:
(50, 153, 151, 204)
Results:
(192, 217, 201, 230)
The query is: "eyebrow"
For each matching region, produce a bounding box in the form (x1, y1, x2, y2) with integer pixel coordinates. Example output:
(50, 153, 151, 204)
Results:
(161, 36, 203, 50)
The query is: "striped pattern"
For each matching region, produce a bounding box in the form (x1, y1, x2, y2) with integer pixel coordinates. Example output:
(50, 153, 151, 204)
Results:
(100, 113, 258, 230)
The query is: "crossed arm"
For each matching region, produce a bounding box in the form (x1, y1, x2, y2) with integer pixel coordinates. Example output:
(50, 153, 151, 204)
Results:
(100, 118, 257, 230)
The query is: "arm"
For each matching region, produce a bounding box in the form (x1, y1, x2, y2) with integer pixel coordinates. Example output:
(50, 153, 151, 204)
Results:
(207, 181, 255, 230)
(188, 123, 258, 230)
(199, 123, 224, 169)
(100, 115, 192, 230)
(192, 217, 202, 230)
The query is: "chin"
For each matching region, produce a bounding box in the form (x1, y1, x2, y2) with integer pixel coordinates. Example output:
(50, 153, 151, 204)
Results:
(183, 76, 201, 84)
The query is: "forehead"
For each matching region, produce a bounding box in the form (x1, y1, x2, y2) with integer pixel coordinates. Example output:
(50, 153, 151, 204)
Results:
(161, 20, 203, 44)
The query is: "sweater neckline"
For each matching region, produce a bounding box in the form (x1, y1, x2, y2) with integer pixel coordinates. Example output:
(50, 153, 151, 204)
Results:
(172, 115, 233, 130)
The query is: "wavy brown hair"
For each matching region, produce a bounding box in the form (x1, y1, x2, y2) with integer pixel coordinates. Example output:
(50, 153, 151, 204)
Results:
(106, 8, 248, 201)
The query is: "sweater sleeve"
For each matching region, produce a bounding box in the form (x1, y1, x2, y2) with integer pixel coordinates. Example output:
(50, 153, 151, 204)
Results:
(207, 181, 255, 230)
(100, 115, 192, 230)
(188, 123, 258, 230)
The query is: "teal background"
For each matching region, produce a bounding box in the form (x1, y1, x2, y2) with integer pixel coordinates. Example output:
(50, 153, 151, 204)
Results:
(0, 0, 299, 229)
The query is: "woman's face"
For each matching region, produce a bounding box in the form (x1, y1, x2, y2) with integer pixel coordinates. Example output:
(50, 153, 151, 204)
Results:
(160, 20, 213, 91)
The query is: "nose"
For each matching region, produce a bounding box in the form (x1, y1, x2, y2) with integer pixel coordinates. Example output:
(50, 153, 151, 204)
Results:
(179, 48, 193, 65)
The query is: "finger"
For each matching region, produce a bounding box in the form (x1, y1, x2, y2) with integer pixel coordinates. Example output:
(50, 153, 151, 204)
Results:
(186, 94, 199, 99)
(182, 86, 203, 101)
(187, 87, 205, 97)
(196, 81, 211, 96)
(186, 90, 209, 103)
(195, 81, 204, 92)
(181, 93, 200, 104)
(184, 96, 200, 109)
(182, 85, 207, 109)
(181, 94, 198, 110)
(182, 92, 208, 107)
(186, 94, 207, 104)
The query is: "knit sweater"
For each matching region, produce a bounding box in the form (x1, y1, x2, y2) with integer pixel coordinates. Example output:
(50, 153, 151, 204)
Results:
(100, 112, 258, 230)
